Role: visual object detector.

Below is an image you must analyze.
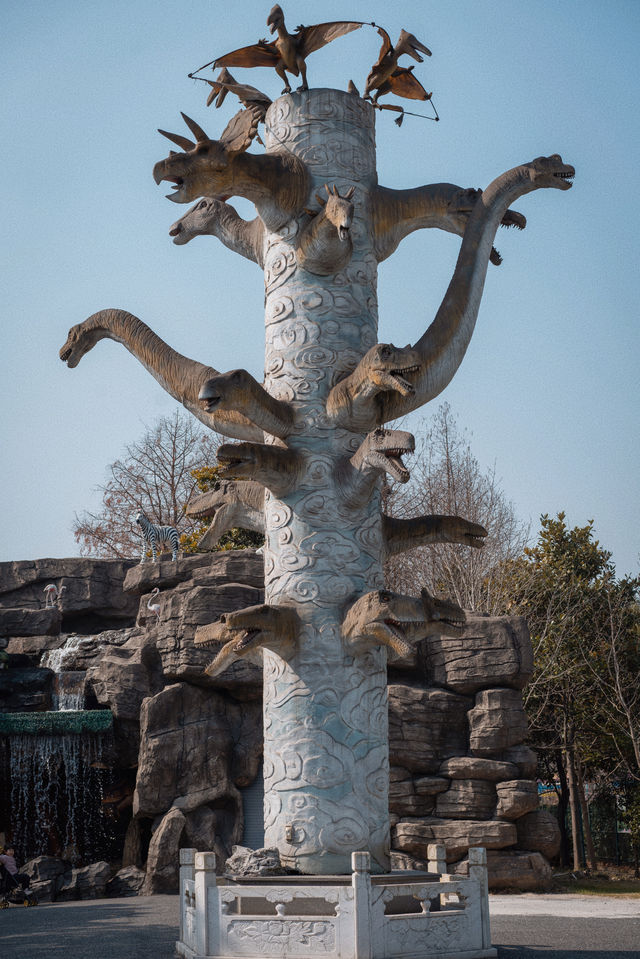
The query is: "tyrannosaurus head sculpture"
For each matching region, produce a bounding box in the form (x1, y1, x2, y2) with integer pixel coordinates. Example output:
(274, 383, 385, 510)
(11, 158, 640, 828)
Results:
(360, 343, 421, 397)
(194, 603, 299, 676)
(342, 587, 465, 659)
(351, 428, 415, 484)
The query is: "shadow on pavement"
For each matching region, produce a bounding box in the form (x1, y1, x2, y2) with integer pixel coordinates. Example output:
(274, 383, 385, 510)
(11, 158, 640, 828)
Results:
(1, 896, 180, 959)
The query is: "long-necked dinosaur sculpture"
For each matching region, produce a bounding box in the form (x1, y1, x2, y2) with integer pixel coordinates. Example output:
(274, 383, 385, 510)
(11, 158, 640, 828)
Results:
(59, 309, 262, 442)
(327, 155, 574, 432)
(169, 198, 265, 266)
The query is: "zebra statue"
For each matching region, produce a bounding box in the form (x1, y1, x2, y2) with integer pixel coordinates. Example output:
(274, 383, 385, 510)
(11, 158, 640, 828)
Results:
(135, 512, 180, 563)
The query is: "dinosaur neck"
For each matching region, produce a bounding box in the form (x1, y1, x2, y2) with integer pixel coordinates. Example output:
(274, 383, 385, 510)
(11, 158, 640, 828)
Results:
(245, 379, 295, 438)
(82, 310, 261, 441)
(226, 152, 309, 232)
(372, 183, 469, 262)
(382, 164, 538, 421)
(214, 205, 265, 266)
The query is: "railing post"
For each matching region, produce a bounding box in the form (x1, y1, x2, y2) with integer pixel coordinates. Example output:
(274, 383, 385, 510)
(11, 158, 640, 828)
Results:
(427, 843, 447, 876)
(179, 848, 196, 944)
(352, 851, 372, 959)
(194, 851, 218, 957)
(468, 846, 491, 949)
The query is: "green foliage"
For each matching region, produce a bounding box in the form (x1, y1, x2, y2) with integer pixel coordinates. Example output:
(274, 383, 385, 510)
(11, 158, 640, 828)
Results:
(180, 465, 264, 554)
(508, 512, 640, 785)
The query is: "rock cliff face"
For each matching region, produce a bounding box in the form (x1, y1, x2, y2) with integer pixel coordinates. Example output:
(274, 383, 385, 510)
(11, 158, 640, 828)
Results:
(0, 552, 557, 897)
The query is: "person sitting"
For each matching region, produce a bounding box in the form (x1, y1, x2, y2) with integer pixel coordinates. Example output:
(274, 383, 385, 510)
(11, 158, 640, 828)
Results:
(0, 846, 30, 890)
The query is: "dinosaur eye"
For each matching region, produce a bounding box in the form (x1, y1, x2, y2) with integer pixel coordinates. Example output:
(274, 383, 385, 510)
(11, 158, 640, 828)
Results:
(198, 200, 208, 210)
(379, 591, 391, 602)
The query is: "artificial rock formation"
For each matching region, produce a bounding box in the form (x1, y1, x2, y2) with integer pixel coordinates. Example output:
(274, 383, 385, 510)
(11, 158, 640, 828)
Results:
(1, 550, 559, 891)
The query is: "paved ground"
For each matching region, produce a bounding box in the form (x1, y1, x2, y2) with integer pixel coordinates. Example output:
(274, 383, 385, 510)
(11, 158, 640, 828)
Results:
(1, 894, 639, 958)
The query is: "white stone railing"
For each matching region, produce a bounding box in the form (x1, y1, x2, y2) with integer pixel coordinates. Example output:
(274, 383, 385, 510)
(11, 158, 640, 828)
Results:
(176, 847, 495, 959)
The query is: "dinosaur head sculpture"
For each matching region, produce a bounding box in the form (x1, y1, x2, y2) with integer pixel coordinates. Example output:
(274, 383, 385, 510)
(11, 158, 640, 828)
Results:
(59, 322, 103, 367)
(420, 588, 466, 634)
(267, 4, 285, 33)
(362, 343, 421, 397)
(194, 603, 299, 676)
(153, 113, 246, 204)
(199, 369, 254, 413)
(527, 155, 575, 190)
(352, 428, 415, 484)
(216, 441, 303, 495)
(169, 198, 227, 244)
(342, 586, 464, 659)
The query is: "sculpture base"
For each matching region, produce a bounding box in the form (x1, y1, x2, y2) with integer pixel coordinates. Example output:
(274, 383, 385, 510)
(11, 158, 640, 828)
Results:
(176, 848, 495, 959)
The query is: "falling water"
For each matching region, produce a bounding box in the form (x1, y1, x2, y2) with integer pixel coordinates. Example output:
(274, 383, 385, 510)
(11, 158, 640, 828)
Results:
(41, 636, 91, 710)
(8, 731, 111, 864)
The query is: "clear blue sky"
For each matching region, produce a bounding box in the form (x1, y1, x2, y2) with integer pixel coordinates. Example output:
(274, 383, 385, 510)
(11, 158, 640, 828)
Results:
(2, 0, 638, 575)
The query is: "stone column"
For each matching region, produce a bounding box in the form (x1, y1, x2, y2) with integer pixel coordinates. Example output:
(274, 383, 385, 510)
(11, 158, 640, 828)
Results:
(261, 89, 390, 874)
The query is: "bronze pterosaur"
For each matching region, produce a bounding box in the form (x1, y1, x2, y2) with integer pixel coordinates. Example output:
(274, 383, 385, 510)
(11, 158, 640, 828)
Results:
(364, 26, 432, 102)
(212, 4, 365, 94)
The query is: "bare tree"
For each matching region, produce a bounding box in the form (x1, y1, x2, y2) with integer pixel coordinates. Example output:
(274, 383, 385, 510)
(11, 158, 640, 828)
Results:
(73, 411, 219, 558)
(384, 403, 529, 612)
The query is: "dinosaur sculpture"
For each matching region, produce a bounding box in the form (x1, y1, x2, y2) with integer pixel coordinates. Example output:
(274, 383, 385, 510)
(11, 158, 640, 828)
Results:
(169, 197, 265, 267)
(153, 113, 310, 232)
(186, 479, 265, 550)
(205, 68, 272, 117)
(342, 587, 465, 659)
(212, 6, 364, 95)
(372, 184, 526, 265)
(336, 428, 415, 508)
(364, 26, 432, 103)
(194, 603, 299, 676)
(382, 513, 487, 557)
(298, 184, 355, 275)
(199, 369, 294, 439)
(59, 309, 262, 441)
(215, 441, 304, 496)
(187, 477, 487, 559)
(328, 155, 574, 433)
(326, 343, 421, 432)
(64, 33, 574, 876)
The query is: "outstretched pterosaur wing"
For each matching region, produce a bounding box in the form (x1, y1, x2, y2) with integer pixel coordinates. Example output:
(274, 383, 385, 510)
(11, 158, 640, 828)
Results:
(387, 66, 431, 101)
(371, 24, 393, 68)
(206, 73, 272, 111)
(297, 20, 365, 57)
(213, 39, 280, 69)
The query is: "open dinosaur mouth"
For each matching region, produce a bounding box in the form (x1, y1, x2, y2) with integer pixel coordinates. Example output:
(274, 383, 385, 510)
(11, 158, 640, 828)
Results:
(233, 628, 259, 651)
(338, 226, 350, 241)
(169, 224, 182, 236)
(60, 346, 72, 363)
(383, 448, 412, 482)
(383, 618, 424, 638)
(432, 612, 465, 630)
(201, 395, 222, 412)
(390, 366, 419, 394)
(554, 171, 574, 181)
(164, 176, 185, 202)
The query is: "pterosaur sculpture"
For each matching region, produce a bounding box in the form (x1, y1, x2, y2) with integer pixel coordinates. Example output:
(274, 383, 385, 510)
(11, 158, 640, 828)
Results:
(211, 5, 365, 94)
(364, 25, 432, 103)
(61, 10, 573, 879)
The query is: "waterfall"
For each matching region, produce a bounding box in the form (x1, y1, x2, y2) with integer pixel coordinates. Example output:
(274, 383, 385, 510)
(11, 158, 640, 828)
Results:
(41, 635, 91, 710)
(8, 730, 112, 864)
